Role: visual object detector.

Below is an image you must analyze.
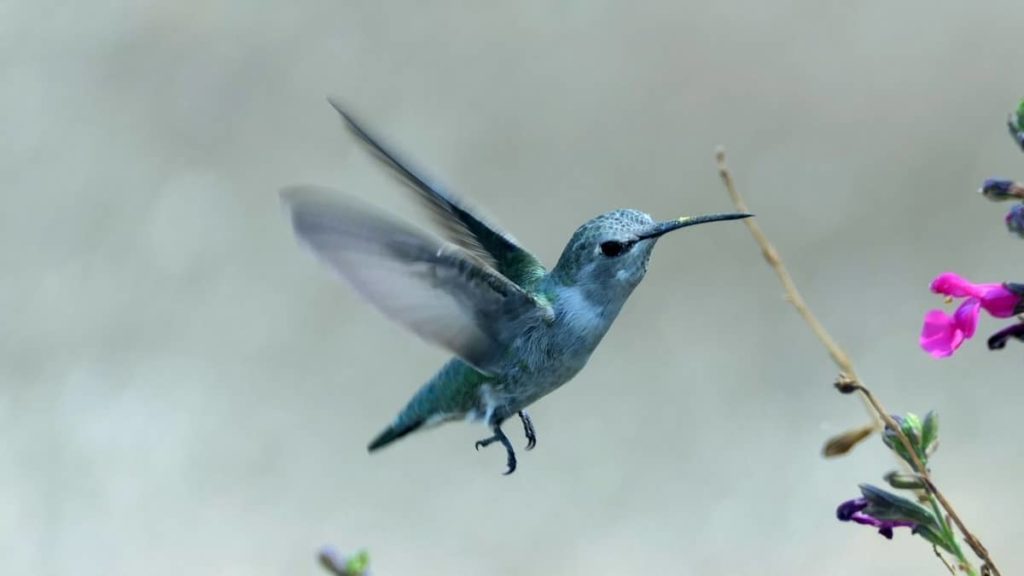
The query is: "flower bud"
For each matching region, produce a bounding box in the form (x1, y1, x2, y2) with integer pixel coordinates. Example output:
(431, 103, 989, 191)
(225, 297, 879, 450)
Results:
(823, 424, 875, 457)
(1007, 204, 1024, 238)
(884, 470, 926, 490)
(980, 179, 1024, 201)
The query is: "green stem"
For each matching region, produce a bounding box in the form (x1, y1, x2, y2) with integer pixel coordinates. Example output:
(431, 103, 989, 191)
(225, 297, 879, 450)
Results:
(926, 493, 976, 576)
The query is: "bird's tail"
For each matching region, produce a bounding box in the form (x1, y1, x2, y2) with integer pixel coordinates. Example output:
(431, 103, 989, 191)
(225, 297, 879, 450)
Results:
(367, 418, 424, 452)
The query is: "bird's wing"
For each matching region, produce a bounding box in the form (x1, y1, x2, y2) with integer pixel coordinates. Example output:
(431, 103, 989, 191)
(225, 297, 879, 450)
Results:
(327, 97, 547, 291)
(282, 186, 553, 374)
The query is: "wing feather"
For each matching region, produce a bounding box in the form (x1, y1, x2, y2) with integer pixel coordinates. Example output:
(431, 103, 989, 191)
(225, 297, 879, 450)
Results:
(281, 186, 550, 373)
(327, 98, 547, 290)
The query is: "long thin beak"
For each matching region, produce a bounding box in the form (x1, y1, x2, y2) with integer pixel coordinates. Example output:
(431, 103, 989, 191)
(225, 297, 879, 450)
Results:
(637, 212, 753, 240)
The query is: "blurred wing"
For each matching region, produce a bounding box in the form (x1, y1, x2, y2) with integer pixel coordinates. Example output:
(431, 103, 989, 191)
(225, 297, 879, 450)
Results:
(281, 186, 552, 373)
(327, 97, 547, 290)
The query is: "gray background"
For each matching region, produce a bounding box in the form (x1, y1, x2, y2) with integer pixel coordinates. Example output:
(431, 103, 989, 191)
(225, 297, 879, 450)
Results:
(4, 1, 1023, 574)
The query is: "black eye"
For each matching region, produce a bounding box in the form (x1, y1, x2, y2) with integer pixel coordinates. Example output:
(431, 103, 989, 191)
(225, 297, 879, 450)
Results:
(600, 241, 628, 257)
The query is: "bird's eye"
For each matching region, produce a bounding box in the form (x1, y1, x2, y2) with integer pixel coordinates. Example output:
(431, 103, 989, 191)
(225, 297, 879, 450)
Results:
(599, 241, 628, 257)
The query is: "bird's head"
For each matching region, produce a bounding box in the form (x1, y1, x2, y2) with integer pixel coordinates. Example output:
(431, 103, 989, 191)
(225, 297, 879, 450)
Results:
(551, 208, 751, 301)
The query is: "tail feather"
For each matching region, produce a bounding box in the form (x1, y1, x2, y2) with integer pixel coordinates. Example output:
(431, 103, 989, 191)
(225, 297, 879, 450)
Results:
(367, 419, 424, 452)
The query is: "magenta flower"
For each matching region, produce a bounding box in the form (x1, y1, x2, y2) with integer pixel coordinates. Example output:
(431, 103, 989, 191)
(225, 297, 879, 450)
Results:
(920, 273, 1024, 358)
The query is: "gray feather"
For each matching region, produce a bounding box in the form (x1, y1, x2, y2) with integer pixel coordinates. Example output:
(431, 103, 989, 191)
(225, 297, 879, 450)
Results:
(326, 98, 547, 289)
(281, 185, 552, 373)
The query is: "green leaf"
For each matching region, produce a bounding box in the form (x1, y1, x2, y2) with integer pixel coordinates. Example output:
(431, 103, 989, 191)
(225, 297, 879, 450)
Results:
(345, 550, 370, 575)
(882, 412, 936, 467)
(900, 412, 923, 444)
(913, 523, 958, 555)
(1010, 100, 1024, 152)
(921, 411, 939, 457)
(882, 416, 919, 468)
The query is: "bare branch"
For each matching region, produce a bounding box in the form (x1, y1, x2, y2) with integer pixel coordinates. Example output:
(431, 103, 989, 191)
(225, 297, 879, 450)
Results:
(716, 148, 999, 576)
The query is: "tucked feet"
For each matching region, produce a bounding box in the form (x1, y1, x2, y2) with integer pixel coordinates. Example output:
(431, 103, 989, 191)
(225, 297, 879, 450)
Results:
(475, 425, 517, 475)
(518, 410, 536, 450)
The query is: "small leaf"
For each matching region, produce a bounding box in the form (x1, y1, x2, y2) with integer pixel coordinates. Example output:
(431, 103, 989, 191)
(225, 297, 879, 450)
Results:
(882, 418, 916, 467)
(1009, 100, 1024, 152)
(883, 413, 931, 467)
(913, 523, 958, 555)
(901, 413, 923, 444)
(346, 550, 371, 575)
(921, 411, 939, 456)
(823, 424, 876, 457)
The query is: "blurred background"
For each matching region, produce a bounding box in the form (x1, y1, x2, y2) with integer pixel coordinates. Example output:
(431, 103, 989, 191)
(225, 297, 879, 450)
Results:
(3, 1, 1024, 574)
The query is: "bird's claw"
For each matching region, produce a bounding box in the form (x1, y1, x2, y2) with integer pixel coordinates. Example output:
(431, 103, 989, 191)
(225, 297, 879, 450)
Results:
(518, 410, 537, 450)
(475, 425, 517, 475)
(502, 456, 516, 476)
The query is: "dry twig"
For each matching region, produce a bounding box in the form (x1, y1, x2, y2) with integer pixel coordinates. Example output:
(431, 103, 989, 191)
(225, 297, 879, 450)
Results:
(715, 148, 999, 576)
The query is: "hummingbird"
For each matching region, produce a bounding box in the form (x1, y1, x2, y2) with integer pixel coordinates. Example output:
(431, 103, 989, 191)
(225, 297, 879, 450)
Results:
(282, 98, 751, 474)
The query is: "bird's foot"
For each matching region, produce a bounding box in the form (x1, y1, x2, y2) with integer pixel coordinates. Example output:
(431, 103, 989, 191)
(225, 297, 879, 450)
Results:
(518, 410, 537, 451)
(474, 426, 517, 475)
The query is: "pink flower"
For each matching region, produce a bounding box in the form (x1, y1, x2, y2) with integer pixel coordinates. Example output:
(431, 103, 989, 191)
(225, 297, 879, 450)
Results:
(920, 273, 1023, 358)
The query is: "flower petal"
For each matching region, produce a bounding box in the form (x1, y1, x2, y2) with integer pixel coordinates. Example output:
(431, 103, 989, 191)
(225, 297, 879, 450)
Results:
(929, 272, 976, 298)
(978, 284, 1022, 318)
(953, 298, 981, 339)
(837, 498, 869, 521)
(929, 272, 1012, 307)
(920, 310, 964, 358)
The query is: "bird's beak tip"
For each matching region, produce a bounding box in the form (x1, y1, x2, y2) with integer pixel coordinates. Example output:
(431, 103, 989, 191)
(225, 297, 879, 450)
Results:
(641, 211, 752, 239)
(677, 212, 754, 222)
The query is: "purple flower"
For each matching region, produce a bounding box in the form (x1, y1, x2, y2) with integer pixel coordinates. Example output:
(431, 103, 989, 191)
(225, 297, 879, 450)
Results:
(920, 273, 1024, 358)
(1007, 204, 1024, 238)
(988, 322, 1024, 350)
(836, 498, 915, 540)
(980, 179, 1024, 201)
(836, 485, 952, 552)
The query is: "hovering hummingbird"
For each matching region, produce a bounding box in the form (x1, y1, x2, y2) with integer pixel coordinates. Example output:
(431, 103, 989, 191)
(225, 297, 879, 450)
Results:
(282, 98, 751, 474)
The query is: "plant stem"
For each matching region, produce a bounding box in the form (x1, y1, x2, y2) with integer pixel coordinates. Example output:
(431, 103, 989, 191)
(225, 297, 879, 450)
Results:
(927, 493, 975, 576)
(715, 148, 998, 576)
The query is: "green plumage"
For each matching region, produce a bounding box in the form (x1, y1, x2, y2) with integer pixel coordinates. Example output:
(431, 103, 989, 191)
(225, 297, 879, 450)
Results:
(368, 359, 494, 451)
